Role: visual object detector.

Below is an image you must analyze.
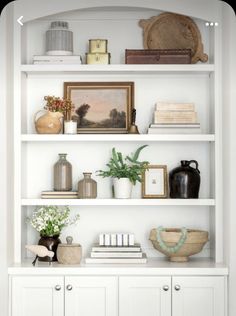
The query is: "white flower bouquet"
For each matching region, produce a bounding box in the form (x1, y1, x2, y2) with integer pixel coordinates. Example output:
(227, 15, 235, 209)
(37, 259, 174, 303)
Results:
(27, 206, 80, 237)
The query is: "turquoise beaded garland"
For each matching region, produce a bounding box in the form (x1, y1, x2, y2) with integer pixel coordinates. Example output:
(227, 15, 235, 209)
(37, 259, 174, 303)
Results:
(156, 226, 188, 253)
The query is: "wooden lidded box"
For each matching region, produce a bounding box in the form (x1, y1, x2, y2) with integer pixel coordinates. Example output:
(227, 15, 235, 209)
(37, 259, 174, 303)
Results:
(57, 236, 82, 264)
(86, 53, 111, 64)
(125, 49, 191, 64)
(89, 39, 108, 53)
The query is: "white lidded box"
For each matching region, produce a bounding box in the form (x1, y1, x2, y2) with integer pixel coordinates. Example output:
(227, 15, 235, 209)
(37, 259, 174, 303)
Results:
(89, 39, 108, 53)
(86, 53, 110, 64)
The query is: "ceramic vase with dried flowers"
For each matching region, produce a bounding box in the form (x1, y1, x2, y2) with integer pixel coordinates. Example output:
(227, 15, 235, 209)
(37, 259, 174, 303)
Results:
(27, 206, 80, 262)
(34, 95, 74, 134)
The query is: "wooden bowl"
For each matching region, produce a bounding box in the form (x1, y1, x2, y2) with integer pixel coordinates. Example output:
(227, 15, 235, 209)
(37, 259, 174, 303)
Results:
(149, 228, 208, 262)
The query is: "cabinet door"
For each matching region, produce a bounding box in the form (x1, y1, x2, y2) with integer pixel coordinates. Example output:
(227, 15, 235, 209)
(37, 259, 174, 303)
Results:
(65, 276, 118, 316)
(11, 276, 64, 316)
(172, 276, 225, 316)
(119, 276, 171, 316)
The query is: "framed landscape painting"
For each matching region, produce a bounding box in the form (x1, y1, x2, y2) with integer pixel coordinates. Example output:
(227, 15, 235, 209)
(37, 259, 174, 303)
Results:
(64, 82, 134, 133)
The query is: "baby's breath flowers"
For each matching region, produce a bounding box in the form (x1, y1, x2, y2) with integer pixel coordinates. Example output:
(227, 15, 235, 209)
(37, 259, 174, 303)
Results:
(27, 206, 79, 237)
(44, 96, 75, 120)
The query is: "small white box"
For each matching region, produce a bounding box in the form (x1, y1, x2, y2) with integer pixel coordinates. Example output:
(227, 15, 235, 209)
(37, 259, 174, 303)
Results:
(99, 234, 104, 246)
(104, 234, 110, 246)
(128, 234, 135, 246)
(117, 233, 123, 246)
(123, 234, 129, 246)
(110, 234, 117, 246)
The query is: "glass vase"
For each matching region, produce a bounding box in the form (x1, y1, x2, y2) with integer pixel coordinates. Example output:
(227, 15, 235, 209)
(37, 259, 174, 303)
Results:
(54, 153, 72, 191)
(78, 172, 97, 198)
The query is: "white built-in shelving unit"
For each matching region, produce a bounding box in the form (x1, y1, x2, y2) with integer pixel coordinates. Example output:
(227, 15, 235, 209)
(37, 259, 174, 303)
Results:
(13, 0, 223, 268)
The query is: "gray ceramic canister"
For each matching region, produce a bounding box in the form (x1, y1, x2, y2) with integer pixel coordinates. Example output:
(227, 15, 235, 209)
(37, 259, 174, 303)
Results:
(46, 21, 73, 55)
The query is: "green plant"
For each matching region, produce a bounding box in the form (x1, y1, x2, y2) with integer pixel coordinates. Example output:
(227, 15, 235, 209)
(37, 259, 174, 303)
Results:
(27, 206, 80, 237)
(97, 145, 149, 185)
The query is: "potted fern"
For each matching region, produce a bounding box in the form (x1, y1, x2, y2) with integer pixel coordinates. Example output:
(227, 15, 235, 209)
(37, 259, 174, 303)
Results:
(97, 145, 149, 198)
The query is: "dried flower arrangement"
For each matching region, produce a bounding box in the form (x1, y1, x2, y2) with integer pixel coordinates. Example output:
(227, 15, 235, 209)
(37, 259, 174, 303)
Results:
(44, 95, 75, 120)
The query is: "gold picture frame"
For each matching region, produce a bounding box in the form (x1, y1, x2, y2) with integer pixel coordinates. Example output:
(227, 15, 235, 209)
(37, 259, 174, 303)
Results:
(64, 82, 134, 133)
(142, 165, 168, 198)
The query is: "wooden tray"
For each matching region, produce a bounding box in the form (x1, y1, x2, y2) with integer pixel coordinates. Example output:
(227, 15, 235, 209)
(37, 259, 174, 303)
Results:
(139, 12, 208, 64)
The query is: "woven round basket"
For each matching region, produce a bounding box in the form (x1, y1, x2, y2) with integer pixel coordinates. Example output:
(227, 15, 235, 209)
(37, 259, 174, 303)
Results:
(149, 228, 208, 262)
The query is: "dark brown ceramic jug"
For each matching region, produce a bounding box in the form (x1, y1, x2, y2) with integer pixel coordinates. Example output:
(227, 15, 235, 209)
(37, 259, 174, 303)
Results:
(169, 160, 200, 198)
(38, 235, 61, 262)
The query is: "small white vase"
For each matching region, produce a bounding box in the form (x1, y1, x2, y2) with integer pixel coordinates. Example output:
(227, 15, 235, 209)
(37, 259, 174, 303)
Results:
(113, 178, 133, 199)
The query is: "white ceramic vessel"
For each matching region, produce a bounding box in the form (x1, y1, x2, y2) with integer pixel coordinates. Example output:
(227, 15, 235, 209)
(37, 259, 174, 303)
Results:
(113, 178, 133, 199)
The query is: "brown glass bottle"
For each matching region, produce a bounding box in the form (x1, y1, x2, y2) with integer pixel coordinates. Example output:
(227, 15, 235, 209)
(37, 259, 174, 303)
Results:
(54, 153, 72, 191)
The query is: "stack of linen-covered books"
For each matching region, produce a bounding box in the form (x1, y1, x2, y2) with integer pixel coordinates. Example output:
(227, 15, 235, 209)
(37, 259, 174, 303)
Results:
(33, 55, 82, 64)
(148, 101, 201, 134)
(41, 190, 78, 199)
(85, 233, 147, 263)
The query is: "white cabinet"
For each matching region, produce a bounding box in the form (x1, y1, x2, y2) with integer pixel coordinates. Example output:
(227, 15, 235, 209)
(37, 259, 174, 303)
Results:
(10, 275, 118, 316)
(172, 276, 225, 316)
(65, 276, 118, 316)
(11, 276, 64, 316)
(10, 275, 226, 316)
(119, 276, 171, 316)
(119, 276, 225, 316)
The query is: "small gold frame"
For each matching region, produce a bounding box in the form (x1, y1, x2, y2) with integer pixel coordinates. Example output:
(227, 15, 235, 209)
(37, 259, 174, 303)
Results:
(142, 165, 168, 198)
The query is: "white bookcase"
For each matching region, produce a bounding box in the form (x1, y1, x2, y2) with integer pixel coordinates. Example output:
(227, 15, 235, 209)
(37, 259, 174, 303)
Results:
(13, 0, 223, 266)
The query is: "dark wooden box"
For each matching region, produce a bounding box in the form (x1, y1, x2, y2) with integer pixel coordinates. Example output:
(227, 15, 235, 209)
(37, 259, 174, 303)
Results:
(125, 49, 191, 64)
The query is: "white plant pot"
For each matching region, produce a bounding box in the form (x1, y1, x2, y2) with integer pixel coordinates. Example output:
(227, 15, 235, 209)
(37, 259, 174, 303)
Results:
(113, 178, 133, 199)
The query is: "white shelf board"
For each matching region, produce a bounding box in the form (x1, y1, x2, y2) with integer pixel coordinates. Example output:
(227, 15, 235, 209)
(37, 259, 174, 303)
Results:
(8, 258, 228, 276)
(21, 64, 215, 75)
(21, 198, 215, 206)
(21, 134, 215, 142)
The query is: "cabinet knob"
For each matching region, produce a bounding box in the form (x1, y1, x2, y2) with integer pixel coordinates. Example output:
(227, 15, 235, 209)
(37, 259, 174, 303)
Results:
(66, 284, 73, 291)
(174, 285, 181, 291)
(55, 285, 61, 291)
(162, 285, 169, 291)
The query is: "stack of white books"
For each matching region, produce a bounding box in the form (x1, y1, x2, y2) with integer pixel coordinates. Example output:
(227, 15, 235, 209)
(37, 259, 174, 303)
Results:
(148, 102, 201, 134)
(85, 233, 147, 263)
(85, 243, 147, 264)
(33, 55, 82, 64)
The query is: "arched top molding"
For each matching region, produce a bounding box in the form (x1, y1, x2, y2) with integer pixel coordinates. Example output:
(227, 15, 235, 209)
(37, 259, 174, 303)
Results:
(14, 0, 221, 23)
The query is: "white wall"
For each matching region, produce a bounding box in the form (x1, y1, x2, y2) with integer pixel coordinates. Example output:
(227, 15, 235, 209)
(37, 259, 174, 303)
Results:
(221, 2, 236, 316)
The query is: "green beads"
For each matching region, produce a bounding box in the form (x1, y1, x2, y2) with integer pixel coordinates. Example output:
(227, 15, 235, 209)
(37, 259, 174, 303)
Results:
(156, 226, 188, 253)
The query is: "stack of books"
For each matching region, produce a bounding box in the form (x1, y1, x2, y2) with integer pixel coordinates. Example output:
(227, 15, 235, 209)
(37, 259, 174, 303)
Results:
(85, 243, 147, 264)
(41, 191, 78, 199)
(33, 55, 82, 64)
(148, 102, 201, 134)
(85, 233, 147, 263)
